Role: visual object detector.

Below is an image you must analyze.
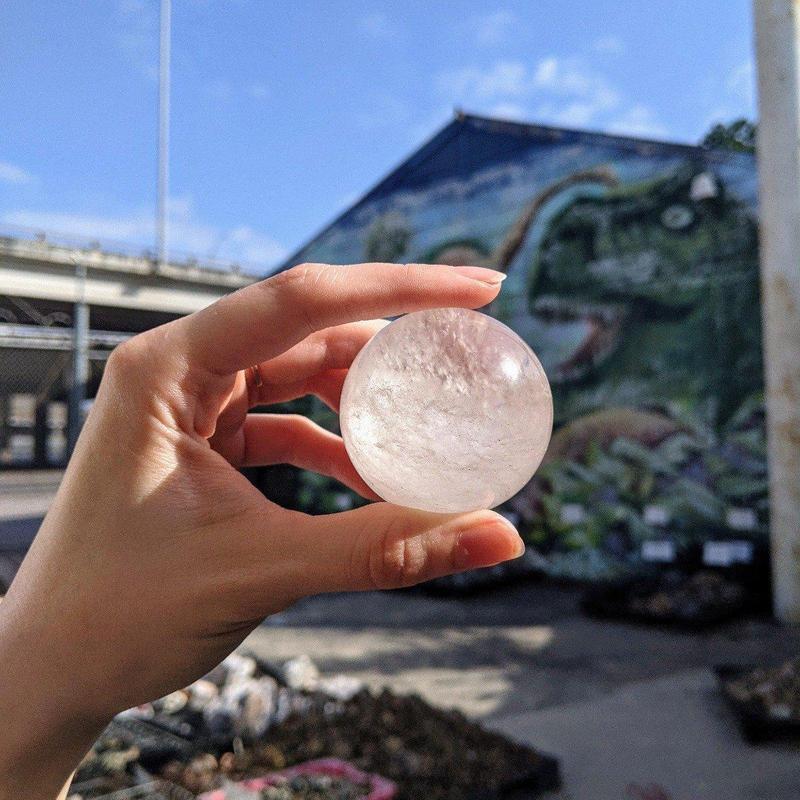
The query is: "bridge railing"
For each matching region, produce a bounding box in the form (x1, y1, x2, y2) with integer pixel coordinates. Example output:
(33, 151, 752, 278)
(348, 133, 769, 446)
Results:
(0, 222, 257, 278)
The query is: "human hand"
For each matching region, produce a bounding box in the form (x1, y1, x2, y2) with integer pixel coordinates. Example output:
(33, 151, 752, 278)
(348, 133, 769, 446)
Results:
(0, 262, 523, 797)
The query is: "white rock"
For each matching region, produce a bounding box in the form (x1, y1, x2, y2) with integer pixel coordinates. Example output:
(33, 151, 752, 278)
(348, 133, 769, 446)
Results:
(340, 308, 553, 513)
(282, 654, 320, 691)
(318, 674, 364, 701)
(187, 679, 220, 711)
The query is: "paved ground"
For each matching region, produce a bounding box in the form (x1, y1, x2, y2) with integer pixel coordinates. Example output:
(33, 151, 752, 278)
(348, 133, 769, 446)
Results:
(245, 586, 800, 800)
(3, 470, 800, 798)
(247, 585, 798, 721)
(0, 469, 62, 522)
(0, 469, 62, 588)
(498, 668, 800, 800)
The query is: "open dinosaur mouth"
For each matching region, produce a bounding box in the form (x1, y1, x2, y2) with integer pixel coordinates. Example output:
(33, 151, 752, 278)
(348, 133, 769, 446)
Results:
(531, 295, 626, 383)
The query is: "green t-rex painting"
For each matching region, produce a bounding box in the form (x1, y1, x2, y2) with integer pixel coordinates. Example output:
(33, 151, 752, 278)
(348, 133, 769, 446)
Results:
(289, 132, 765, 564)
(417, 161, 764, 546)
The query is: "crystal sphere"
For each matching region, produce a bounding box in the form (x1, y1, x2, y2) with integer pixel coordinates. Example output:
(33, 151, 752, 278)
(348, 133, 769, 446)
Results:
(340, 308, 553, 513)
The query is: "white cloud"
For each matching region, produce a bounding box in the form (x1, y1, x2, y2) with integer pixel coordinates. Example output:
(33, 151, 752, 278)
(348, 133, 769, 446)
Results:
(548, 88, 620, 127)
(693, 59, 755, 138)
(0, 161, 35, 185)
(435, 55, 674, 137)
(116, 0, 158, 82)
(437, 60, 528, 98)
(606, 104, 669, 139)
(537, 58, 618, 106)
(248, 82, 269, 100)
(727, 59, 755, 109)
(226, 226, 287, 265)
(472, 11, 516, 47)
(533, 57, 596, 95)
(4, 208, 154, 243)
(205, 80, 271, 105)
(550, 101, 604, 128)
(592, 36, 624, 56)
(438, 56, 620, 126)
(358, 12, 394, 39)
(2, 196, 286, 272)
(487, 102, 528, 121)
(439, 57, 619, 108)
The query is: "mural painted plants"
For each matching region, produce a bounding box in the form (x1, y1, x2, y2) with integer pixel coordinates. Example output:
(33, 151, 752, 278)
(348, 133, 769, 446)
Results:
(280, 115, 764, 577)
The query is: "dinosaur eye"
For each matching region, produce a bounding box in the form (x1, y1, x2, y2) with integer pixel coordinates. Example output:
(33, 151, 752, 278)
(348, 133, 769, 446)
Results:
(661, 204, 694, 230)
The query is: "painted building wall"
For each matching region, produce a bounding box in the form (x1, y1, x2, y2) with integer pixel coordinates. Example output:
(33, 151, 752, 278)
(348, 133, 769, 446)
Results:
(281, 115, 764, 579)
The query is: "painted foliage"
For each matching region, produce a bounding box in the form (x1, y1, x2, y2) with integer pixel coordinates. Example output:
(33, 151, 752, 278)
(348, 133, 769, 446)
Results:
(281, 115, 765, 578)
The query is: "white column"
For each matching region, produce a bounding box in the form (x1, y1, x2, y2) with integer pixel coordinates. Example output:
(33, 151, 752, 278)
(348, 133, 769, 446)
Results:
(754, 0, 800, 622)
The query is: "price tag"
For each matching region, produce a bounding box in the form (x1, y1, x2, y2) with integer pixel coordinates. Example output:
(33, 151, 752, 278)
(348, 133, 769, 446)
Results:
(641, 540, 676, 563)
(703, 540, 754, 567)
(726, 507, 758, 531)
(643, 505, 670, 526)
(560, 504, 587, 525)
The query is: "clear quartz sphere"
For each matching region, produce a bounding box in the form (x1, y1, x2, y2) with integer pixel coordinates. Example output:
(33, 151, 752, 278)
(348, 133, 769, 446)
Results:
(340, 307, 553, 513)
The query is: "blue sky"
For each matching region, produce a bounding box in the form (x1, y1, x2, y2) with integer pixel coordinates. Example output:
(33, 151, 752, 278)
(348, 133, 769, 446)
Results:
(0, 1, 755, 273)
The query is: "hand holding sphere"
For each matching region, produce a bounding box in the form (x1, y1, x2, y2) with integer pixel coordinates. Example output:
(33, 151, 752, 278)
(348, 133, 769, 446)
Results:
(0, 262, 543, 797)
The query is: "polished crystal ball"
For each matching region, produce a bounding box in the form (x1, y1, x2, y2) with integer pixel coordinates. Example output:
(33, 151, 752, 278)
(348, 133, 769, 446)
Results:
(340, 308, 553, 513)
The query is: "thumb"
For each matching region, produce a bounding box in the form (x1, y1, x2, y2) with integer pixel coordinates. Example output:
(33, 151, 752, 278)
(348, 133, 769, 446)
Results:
(290, 503, 525, 594)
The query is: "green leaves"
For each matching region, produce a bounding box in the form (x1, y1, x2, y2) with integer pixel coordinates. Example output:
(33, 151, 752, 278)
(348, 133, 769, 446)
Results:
(527, 396, 769, 577)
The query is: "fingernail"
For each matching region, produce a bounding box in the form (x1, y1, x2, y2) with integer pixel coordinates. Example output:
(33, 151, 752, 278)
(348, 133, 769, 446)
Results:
(451, 266, 507, 285)
(453, 517, 524, 570)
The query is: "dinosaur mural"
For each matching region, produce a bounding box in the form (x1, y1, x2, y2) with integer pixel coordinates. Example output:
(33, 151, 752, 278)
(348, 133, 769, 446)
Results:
(280, 115, 764, 575)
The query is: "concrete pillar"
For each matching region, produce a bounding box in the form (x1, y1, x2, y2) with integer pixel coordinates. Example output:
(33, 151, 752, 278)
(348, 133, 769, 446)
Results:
(67, 263, 89, 457)
(0, 396, 7, 453)
(754, 0, 800, 622)
(33, 401, 48, 468)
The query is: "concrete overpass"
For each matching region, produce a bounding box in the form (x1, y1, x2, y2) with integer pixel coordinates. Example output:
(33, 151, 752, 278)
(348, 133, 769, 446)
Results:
(0, 231, 254, 466)
(0, 233, 250, 319)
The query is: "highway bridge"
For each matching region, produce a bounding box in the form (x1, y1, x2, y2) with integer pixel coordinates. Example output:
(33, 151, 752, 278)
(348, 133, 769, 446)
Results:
(0, 231, 253, 468)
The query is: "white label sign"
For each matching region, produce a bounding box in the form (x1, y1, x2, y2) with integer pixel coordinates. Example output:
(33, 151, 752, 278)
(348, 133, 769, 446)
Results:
(726, 507, 758, 531)
(641, 540, 676, 563)
(643, 505, 670, 527)
(703, 540, 754, 567)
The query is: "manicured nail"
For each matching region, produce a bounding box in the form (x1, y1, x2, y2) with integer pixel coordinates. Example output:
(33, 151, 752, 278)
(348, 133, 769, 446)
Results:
(453, 517, 524, 570)
(451, 266, 507, 285)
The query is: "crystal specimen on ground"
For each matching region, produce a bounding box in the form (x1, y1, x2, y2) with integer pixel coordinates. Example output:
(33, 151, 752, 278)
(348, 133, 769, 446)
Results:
(340, 308, 553, 513)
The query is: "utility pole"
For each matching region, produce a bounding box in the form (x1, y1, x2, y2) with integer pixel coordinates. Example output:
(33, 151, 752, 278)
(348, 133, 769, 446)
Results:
(754, 0, 800, 622)
(67, 259, 89, 458)
(156, 0, 171, 272)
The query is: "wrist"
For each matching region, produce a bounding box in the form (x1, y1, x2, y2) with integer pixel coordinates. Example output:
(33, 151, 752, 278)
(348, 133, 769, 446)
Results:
(0, 597, 110, 798)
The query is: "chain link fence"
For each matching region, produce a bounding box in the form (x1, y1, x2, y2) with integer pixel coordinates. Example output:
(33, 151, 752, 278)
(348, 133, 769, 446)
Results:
(0, 295, 126, 468)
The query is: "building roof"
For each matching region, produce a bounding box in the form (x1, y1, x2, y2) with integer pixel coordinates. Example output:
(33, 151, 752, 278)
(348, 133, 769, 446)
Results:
(278, 111, 747, 272)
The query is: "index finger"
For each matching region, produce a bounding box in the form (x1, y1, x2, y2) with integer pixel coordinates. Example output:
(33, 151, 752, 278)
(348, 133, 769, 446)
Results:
(182, 262, 505, 375)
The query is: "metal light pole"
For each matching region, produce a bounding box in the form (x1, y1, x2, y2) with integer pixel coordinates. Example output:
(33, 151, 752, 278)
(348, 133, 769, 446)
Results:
(67, 260, 89, 457)
(156, 0, 171, 271)
(754, 0, 800, 622)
